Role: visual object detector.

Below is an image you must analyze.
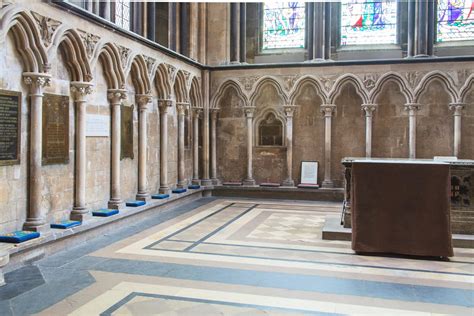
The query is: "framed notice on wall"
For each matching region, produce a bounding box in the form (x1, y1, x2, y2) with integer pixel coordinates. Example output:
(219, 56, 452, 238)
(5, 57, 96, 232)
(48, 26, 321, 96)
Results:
(299, 161, 319, 187)
(0, 90, 21, 166)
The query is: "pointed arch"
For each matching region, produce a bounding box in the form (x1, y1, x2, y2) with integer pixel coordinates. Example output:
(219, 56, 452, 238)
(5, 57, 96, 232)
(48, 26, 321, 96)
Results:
(253, 108, 287, 146)
(369, 72, 414, 104)
(250, 76, 288, 106)
(154, 63, 175, 100)
(51, 27, 92, 82)
(128, 53, 151, 95)
(414, 71, 459, 103)
(1, 8, 48, 72)
(95, 43, 125, 89)
(174, 70, 189, 103)
(190, 76, 203, 108)
(211, 79, 248, 109)
(289, 75, 328, 105)
(459, 74, 474, 103)
(328, 74, 369, 104)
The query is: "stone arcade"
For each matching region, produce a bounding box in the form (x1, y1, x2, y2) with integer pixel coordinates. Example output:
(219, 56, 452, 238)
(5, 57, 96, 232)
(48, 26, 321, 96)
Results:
(0, 1, 473, 315)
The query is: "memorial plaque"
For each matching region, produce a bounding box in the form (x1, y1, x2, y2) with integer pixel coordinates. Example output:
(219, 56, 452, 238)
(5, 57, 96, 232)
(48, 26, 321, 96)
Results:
(121, 103, 134, 160)
(0, 90, 21, 165)
(42, 94, 69, 165)
(86, 114, 110, 137)
(300, 161, 318, 185)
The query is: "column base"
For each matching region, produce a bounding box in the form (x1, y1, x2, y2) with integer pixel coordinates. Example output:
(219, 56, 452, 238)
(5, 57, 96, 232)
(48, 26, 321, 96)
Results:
(413, 54, 430, 58)
(23, 220, 49, 233)
(192, 178, 201, 185)
(159, 186, 171, 195)
(177, 180, 188, 189)
(108, 199, 124, 210)
(70, 207, 92, 222)
(200, 179, 213, 186)
(242, 179, 256, 186)
(321, 180, 334, 188)
(211, 178, 221, 186)
(136, 192, 150, 202)
(281, 179, 295, 187)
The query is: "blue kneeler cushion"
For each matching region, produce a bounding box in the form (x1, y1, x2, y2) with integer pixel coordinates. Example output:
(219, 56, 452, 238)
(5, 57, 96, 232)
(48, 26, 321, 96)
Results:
(126, 200, 146, 207)
(172, 188, 187, 194)
(151, 193, 170, 199)
(50, 220, 81, 229)
(0, 231, 40, 243)
(188, 184, 201, 189)
(92, 209, 119, 217)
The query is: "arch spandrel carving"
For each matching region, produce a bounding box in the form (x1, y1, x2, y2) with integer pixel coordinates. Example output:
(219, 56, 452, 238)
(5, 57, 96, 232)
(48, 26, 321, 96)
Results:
(369, 72, 414, 104)
(289, 75, 328, 105)
(328, 73, 369, 105)
(413, 71, 459, 104)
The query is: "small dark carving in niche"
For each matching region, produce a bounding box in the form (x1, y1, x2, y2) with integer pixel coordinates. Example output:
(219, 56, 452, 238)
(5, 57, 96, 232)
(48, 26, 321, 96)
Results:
(258, 112, 282, 146)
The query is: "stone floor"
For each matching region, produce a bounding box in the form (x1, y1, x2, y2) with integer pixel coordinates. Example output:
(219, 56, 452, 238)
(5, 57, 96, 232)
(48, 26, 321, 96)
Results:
(0, 197, 473, 315)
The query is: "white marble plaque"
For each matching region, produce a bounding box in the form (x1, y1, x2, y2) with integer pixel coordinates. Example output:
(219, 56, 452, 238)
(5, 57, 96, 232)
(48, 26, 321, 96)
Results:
(300, 161, 318, 184)
(86, 114, 109, 137)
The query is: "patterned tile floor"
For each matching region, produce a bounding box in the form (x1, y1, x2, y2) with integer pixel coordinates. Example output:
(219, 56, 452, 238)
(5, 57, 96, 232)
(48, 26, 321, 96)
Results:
(1, 197, 473, 315)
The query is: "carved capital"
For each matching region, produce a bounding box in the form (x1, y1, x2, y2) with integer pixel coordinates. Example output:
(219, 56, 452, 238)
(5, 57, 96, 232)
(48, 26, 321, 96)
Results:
(243, 106, 255, 118)
(107, 89, 127, 104)
(361, 103, 377, 116)
(449, 103, 465, 116)
(136, 94, 152, 110)
(176, 102, 189, 116)
(23, 72, 51, 89)
(283, 105, 297, 117)
(404, 103, 420, 113)
(158, 99, 173, 114)
(192, 107, 203, 119)
(210, 108, 220, 120)
(320, 104, 336, 117)
(70, 82, 93, 101)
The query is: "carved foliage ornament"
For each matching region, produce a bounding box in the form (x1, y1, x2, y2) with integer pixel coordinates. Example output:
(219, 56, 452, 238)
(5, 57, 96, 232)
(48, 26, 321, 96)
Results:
(143, 55, 156, 76)
(78, 30, 100, 59)
(23, 75, 51, 88)
(283, 75, 300, 92)
(118, 45, 131, 69)
(31, 12, 62, 47)
(238, 76, 259, 91)
(363, 74, 378, 91)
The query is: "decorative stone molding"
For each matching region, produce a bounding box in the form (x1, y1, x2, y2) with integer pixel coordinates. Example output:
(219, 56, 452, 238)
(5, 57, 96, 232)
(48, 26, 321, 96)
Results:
(176, 102, 189, 116)
(192, 107, 203, 119)
(283, 75, 300, 92)
(78, 30, 100, 59)
(210, 108, 220, 119)
(243, 106, 255, 118)
(361, 103, 377, 116)
(136, 94, 152, 110)
(363, 74, 377, 91)
(238, 76, 259, 91)
(449, 103, 465, 115)
(70, 82, 93, 101)
(283, 104, 296, 117)
(404, 103, 420, 112)
(167, 64, 178, 85)
(405, 71, 421, 89)
(23, 72, 51, 91)
(107, 89, 127, 104)
(118, 45, 131, 69)
(143, 55, 156, 76)
(320, 104, 336, 117)
(31, 12, 61, 47)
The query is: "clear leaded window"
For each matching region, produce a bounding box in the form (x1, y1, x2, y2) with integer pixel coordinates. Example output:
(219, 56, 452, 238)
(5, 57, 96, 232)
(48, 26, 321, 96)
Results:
(262, 2, 306, 50)
(340, 0, 398, 46)
(437, 0, 474, 42)
(115, 0, 130, 30)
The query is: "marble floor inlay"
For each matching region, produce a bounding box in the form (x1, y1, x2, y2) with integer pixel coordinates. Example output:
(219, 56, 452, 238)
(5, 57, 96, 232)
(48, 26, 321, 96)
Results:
(1, 197, 473, 315)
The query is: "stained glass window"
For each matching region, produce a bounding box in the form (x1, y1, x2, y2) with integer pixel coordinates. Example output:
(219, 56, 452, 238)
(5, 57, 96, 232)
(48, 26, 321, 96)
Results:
(437, 0, 474, 42)
(262, 2, 306, 50)
(340, 0, 398, 46)
(115, 0, 130, 30)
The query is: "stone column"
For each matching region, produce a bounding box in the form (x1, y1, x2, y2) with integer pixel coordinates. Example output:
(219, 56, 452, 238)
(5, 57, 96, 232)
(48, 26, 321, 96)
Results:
(361, 104, 377, 158)
(306, 2, 314, 61)
(70, 82, 93, 222)
(99, 0, 111, 20)
(177, 102, 188, 188)
(450, 103, 465, 157)
(210, 108, 220, 184)
(321, 104, 336, 188)
(201, 71, 212, 186)
(243, 106, 256, 186)
(239, 3, 246, 63)
(230, 2, 240, 63)
(23, 73, 51, 232)
(180, 3, 189, 56)
(158, 99, 173, 194)
(312, 2, 325, 61)
(324, 2, 332, 60)
(189, 3, 198, 60)
(169, 3, 177, 51)
(282, 105, 296, 187)
(405, 103, 420, 159)
(136, 94, 152, 201)
(92, 0, 99, 15)
(146, 1, 156, 41)
(192, 107, 202, 184)
(107, 89, 127, 209)
(407, 0, 415, 57)
(414, 0, 429, 57)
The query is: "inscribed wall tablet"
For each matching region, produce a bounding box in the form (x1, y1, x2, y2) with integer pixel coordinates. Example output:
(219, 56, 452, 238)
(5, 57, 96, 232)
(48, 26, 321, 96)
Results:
(0, 90, 21, 165)
(42, 94, 69, 165)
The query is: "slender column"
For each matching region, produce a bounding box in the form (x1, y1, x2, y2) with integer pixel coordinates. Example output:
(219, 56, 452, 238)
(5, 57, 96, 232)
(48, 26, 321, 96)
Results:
(324, 2, 331, 60)
(201, 71, 212, 186)
(313, 2, 325, 61)
(70, 82, 93, 221)
(177, 103, 188, 188)
(192, 108, 202, 184)
(136, 94, 152, 201)
(93, 0, 100, 15)
(414, 0, 429, 57)
(99, 0, 111, 20)
(180, 3, 189, 56)
(361, 104, 377, 158)
(146, 2, 156, 41)
(450, 103, 465, 157)
(169, 3, 177, 51)
(282, 105, 296, 187)
(107, 89, 127, 209)
(198, 3, 207, 63)
(407, 0, 415, 57)
(243, 106, 256, 186)
(405, 103, 420, 159)
(23, 73, 51, 232)
(239, 3, 247, 63)
(210, 108, 220, 184)
(230, 3, 240, 63)
(189, 3, 198, 60)
(158, 100, 173, 194)
(85, 0, 92, 12)
(306, 2, 314, 61)
(321, 104, 336, 188)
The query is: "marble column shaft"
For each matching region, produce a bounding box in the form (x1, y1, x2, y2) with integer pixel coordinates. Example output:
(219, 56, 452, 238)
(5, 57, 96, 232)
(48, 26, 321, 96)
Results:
(146, 1, 156, 41)
(415, 0, 429, 57)
(136, 95, 152, 200)
(239, 3, 246, 63)
(192, 108, 202, 184)
(243, 106, 256, 186)
(450, 103, 465, 157)
(405, 103, 420, 159)
(108, 89, 127, 209)
(230, 3, 240, 63)
(201, 71, 212, 186)
(283, 105, 296, 187)
(321, 104, 336, 188)
(362, 104, 377, 158)
(177, 103, 188, 188)
(313, 2, 325, 60)
(169, 3, 177, 51)
(158, 100, 173, 194)
(23, 72, 51, 232)
(210, 109, 219, 184)
(70, 82, 93, 221)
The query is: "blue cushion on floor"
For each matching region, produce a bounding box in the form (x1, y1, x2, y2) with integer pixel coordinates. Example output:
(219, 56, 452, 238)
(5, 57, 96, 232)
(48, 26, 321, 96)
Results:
(92, 209, 119, 217)
(0, 231, 40, 243)
(126, 200, 146, 207)
(50, 220, 81, 229)
(172, 188, 187, 194)
(151, 194, 170, 199)
(188, 184, 201, 189)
